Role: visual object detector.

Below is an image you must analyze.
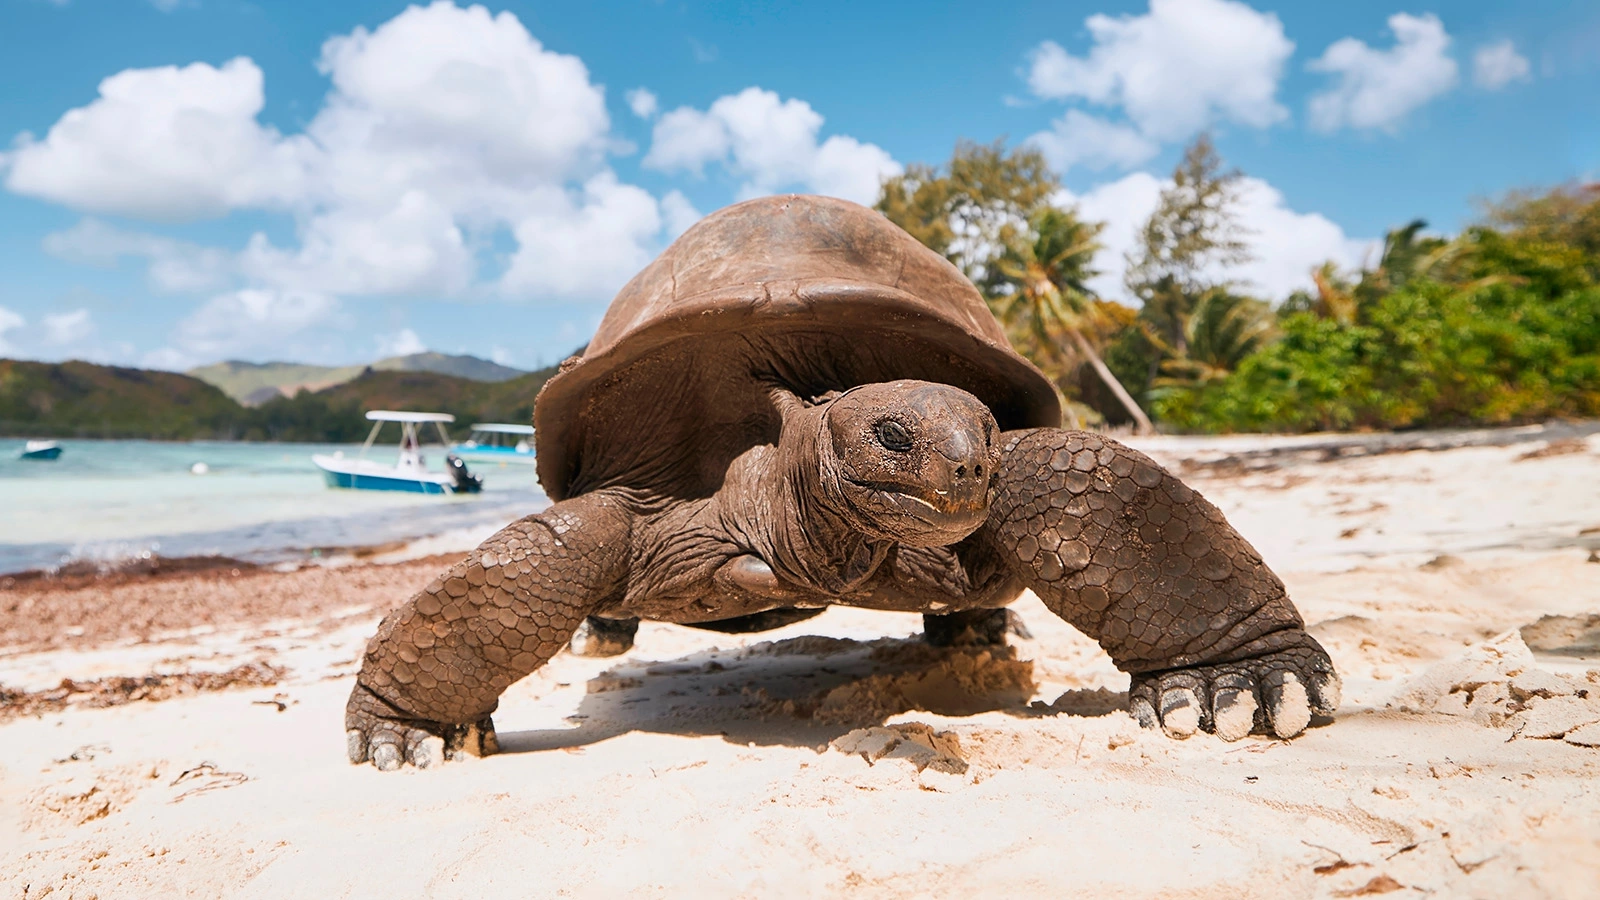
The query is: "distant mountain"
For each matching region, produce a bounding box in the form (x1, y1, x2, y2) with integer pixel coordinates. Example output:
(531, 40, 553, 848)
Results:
(383, 352, 525, 383)
(189, 361, 360, 405)
(190, 352, 526, 405)
(1, 357, 560, 442)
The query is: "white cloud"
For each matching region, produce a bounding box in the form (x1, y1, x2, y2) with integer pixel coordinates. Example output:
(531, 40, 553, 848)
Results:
(11, 3, 938, 367)
(626, 88, 659, 119)
(311, 1, 611, 205)
(642, 106, 729, 176)
(501, 173, 665, 299)
(375, 327, 426, 357)
(1027, 110, 1161, 174)
(1473, 40, 1531, 90)
(1062, 173, 1372, 304)
(643, 87, 901, 205)
(2, 57, 311, 220)
(1227, 178, 1374, 299)
(660, 189, 702, 238)
(710, 88, 829, 192)
(6, 2, 676, 320)
(1025, 0, 1293, 141)
(42, 219, 232, 292)
(1308, 13, 1458, 133)
(240, 191, 474, 296)
(168, 289, 341, 363)
(808, 136, 901, 207)
(1059, 172, 1165, 302)
(41, 309, 94, 346)
(0, 306, 24, 355)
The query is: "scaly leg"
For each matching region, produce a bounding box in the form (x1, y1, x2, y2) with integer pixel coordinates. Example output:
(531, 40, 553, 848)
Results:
(983, 430, 1339, 740)
(345, 491, 633, 769)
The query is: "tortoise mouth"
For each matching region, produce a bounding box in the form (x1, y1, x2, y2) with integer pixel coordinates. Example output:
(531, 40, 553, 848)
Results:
(841, 476, 989, 541)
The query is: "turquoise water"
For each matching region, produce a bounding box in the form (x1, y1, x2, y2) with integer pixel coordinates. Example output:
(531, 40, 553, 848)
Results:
(0, 439, 547, 574)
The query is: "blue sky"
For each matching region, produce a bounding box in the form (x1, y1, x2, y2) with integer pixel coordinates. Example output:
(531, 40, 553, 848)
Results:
(1, 0, 1595, 372)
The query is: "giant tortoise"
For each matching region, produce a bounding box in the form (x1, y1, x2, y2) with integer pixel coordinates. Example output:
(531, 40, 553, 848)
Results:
(345, 195, 1340, 770)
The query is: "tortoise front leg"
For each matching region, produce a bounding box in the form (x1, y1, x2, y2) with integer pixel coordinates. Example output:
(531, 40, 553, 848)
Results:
(346, 491, 633, 770)
(983, 429, 1339, 740)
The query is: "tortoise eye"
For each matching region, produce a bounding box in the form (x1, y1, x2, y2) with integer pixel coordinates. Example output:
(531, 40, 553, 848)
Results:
(874, 419, 913, 452)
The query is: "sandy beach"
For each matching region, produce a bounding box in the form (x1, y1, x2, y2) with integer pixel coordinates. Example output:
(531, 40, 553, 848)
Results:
(3, 424, 1599, 899)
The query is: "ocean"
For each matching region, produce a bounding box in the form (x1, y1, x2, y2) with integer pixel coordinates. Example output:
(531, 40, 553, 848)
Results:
(0, 439, 548, 575)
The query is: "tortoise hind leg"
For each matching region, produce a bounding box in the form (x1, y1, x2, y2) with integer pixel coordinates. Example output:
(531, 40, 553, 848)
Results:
(982, 429, 1339, 740)
(573, 616, 640, 657)
(922, 608, 1030, 647)
(345, 491, 633, 770)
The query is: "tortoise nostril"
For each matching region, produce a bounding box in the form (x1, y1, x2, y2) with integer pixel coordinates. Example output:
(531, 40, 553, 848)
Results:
(955, 465, 967, 478)
(974, 464, 983, 477)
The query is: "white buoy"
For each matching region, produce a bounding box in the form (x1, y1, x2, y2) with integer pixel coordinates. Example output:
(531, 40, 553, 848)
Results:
(190, 462, 210, 475)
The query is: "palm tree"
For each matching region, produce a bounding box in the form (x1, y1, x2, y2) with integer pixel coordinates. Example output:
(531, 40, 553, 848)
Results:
(1300, 221, 1499, 327)
(1356, 219, 1467, 302)
(988, 208, 1155, 434)
(1309, 261, 1358, 325)
(1153, 289, 1278, 386)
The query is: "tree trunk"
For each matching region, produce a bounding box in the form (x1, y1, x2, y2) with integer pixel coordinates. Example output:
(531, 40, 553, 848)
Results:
(1068, 329, 1154, 435)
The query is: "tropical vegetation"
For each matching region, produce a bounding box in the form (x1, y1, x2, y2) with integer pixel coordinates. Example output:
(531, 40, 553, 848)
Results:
(878, 138, 1600, 434)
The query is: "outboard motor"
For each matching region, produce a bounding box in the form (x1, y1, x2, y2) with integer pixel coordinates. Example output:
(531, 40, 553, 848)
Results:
(445, 454, 483, 493)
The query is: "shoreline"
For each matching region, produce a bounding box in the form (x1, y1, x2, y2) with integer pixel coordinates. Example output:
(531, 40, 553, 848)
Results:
(7, 419, 1596, 581)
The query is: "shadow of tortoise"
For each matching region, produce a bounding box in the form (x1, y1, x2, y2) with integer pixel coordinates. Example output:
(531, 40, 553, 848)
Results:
(495, 632, 1129, 756)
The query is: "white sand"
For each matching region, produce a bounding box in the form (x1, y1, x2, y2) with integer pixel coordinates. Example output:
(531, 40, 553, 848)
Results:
(3, 428, 1599, 898)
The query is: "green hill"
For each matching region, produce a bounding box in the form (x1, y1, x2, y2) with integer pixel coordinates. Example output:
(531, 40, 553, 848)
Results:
(190, 352, 526, 405)
(0, 359, 242, 439)
(0, 359, 559, 442)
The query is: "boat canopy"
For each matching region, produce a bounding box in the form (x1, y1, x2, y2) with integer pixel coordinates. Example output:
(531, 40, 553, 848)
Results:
(468, 423, 535, 435)
(366, 410, 456, 423)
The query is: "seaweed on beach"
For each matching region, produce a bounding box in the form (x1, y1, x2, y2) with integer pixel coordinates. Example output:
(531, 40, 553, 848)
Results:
(1, 554, 259, 590)
(0, 661, 285, 720)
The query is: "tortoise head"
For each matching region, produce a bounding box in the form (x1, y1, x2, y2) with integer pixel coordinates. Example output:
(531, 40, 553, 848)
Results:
(820, 380, 1000, 547)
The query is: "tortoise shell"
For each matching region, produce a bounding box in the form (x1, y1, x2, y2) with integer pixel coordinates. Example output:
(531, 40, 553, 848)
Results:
(534, 194, 1060, 501)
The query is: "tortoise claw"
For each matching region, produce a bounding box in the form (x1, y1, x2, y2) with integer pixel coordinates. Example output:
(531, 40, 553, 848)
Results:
(1264, 672, 1312, 739)
(371, 741, 404, 772)
(345, 682, 497, 771)
(1210, 674, 1259, 742)
(1158, 686, 1201, 738)
(1129, 641, 1339, 741)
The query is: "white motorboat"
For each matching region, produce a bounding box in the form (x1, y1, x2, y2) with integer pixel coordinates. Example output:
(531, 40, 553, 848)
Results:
(312, 411, 482, 494)
(19, 439, 63, 461)
(450, 423, 535, 465)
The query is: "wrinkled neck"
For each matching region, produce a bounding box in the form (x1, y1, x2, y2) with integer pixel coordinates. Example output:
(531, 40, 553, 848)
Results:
(754, 391, 889, 595)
